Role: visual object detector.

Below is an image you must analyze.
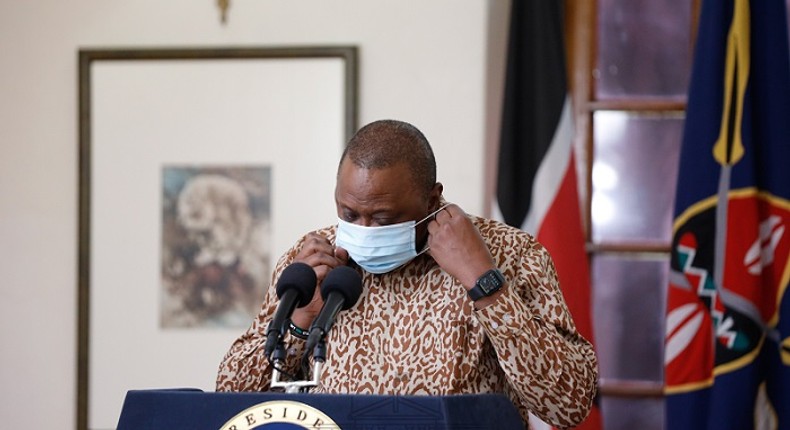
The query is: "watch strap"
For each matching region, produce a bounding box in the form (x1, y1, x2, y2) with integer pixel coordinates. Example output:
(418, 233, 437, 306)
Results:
(467, 283, 488, 301)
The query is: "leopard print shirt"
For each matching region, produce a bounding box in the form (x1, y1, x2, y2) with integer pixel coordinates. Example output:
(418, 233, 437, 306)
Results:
(216, 215, 598, 429)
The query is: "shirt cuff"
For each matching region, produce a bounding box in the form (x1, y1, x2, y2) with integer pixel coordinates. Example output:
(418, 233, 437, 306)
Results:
(473, 282, 531, 338)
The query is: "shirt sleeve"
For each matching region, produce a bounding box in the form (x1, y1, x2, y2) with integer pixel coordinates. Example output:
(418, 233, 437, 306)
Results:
(474, 235, 598, 429)
(215, 245, 308, 392)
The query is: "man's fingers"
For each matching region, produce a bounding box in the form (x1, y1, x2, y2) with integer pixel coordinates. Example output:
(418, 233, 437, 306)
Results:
(334, 246, 350, 263)
(295, 233, 344, 270)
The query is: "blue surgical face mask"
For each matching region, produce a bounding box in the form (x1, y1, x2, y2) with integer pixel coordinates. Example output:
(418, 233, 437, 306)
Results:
(335, 204, 449, 274)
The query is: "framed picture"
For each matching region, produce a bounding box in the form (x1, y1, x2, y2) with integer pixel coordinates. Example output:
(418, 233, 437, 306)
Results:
(77, 46, 358, 430)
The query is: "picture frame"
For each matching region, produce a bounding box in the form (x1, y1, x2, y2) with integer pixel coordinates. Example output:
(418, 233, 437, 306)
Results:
(77, 46, 358, 430)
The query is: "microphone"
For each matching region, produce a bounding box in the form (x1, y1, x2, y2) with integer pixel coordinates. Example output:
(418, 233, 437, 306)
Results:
(263, 262, 317, 358)
(305, 266, 363, 353)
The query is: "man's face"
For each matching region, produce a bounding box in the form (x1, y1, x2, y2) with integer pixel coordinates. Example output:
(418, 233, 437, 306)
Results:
(334, 160, 437, 230)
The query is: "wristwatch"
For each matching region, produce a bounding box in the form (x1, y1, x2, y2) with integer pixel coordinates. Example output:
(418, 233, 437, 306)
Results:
(467, 268, 505, 301)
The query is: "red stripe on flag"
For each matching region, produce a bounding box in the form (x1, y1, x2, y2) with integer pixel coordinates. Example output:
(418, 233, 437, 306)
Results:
(535, 151, 594, 343)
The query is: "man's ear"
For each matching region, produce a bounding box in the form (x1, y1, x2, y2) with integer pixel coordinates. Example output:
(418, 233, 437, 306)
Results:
(429, 182, 444, 208)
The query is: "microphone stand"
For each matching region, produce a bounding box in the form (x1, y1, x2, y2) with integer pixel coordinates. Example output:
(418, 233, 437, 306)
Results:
(270, 340, 326, 393)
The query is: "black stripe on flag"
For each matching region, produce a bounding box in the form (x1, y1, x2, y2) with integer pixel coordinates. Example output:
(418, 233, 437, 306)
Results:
(496, 0, 569, 228)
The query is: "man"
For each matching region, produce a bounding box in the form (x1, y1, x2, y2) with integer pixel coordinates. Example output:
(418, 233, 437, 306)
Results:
(216, 120, 598, 428)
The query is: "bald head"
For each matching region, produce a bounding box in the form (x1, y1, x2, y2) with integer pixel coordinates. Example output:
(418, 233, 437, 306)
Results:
(339, 120, 437, 194)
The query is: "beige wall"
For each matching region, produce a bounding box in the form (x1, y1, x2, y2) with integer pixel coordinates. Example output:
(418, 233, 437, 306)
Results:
(0, 0, 508, 427)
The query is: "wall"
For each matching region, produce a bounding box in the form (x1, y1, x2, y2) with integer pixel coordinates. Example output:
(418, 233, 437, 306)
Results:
(0, 0, 505, 427)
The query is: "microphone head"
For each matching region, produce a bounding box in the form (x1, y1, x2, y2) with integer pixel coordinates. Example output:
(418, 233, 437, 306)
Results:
(275, 262, 317, 307)
(320, 266, 363, 310)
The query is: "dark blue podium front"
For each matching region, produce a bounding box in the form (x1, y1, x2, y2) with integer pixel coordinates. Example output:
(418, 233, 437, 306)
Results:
(116, 389, 524, 429)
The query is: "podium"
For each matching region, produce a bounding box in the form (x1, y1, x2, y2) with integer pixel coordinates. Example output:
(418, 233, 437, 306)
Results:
(116, 389, 524, 429)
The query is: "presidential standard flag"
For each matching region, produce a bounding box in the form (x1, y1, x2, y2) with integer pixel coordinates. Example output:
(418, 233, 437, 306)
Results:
(494, 1, 600, 429)
(664, 0, 790, 428)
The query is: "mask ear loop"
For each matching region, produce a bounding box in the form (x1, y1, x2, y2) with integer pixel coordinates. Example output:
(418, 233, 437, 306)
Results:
(417, 203, 452, 225)
(414, 203, 452, 256)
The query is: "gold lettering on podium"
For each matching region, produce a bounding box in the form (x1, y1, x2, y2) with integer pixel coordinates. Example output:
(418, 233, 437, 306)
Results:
(219, 400, 339, 430)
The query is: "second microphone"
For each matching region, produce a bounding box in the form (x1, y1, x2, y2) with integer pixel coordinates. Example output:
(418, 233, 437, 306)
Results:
(305, 266, 364, 353)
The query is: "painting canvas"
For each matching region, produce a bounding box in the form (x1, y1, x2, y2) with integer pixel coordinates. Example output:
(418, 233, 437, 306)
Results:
(161, 165, 271, 328)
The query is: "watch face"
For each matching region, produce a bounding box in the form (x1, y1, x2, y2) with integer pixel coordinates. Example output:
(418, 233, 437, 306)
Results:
(480, 277, 495, 294)
(480, 270, 503, 294)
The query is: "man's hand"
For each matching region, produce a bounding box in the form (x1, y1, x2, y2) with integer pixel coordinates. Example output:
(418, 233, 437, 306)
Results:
(426, 204, 503, 308)
(289, 233, 348, 328)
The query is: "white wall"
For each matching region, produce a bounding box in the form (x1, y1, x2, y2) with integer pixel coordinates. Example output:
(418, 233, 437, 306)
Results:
(0, 0, 508, 428)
